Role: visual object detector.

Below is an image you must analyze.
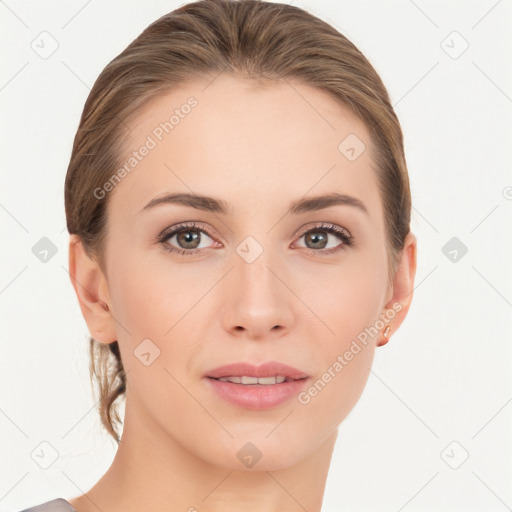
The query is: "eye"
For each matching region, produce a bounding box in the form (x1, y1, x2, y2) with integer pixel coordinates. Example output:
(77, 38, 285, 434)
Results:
(157, 222, 218, 256)
(157, 221, 354, 257)
(293, 222, 354, 256)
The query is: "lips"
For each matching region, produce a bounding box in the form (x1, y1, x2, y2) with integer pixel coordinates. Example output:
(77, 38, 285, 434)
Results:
(205, 361, 309, 382)
(204, 361, 311, 410)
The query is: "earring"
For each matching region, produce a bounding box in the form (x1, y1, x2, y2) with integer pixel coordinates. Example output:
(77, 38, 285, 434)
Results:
(378, 325, 391, 347)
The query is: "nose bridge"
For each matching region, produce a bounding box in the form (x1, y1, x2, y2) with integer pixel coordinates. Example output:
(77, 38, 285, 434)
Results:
(235, 238, 281, 307)
(222, 236, 294, 338)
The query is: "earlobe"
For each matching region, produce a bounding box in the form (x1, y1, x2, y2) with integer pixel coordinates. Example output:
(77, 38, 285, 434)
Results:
(68, 234, 117, 344)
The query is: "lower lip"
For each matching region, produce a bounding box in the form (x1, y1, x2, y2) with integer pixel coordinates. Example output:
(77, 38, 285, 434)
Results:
(205, 377, 310, 410)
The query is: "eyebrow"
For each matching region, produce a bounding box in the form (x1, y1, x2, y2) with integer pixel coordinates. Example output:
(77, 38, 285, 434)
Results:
(140, 191, 368, 216)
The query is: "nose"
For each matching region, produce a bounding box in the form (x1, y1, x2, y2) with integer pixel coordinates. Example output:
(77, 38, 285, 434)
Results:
(221, 250, 294, 341)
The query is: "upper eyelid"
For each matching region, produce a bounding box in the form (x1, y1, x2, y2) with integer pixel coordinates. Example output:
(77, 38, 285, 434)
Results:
(294, 221, 351, 238)
(159, 221, 218, 242)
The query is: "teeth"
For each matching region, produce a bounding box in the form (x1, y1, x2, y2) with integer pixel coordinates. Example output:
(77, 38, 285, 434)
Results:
(217, 375, 287, 385)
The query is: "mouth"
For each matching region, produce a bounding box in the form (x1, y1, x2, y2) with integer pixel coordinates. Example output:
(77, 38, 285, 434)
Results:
(205, 361, 309, 382)
(205, 375, 310, 410)
(203, 361, 310, 409)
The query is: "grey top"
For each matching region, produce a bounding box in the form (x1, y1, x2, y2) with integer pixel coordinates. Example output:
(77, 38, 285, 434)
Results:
(17, 498, 77, 512)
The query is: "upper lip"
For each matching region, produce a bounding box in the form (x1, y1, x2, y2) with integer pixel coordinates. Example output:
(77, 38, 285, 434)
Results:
(205, 361, 309, 381)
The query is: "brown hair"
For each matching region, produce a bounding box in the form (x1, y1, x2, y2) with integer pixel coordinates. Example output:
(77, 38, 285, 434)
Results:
(65, 0, 412, 444)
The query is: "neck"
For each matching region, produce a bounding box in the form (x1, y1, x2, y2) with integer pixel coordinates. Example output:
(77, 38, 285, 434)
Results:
(70, 395, 338, 512)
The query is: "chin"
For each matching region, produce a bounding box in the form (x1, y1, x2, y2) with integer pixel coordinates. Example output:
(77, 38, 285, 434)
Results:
(200, 433, 311, 472)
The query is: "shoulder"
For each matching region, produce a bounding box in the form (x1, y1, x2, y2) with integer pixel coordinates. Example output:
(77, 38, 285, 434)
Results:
(15, 498, 77, 512)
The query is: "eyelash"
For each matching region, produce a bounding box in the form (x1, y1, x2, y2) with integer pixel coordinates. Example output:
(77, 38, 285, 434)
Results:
(157, 221, 354, 257)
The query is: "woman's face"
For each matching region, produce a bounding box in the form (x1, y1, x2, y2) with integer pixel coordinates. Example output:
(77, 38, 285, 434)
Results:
(90, 73, 411, 469)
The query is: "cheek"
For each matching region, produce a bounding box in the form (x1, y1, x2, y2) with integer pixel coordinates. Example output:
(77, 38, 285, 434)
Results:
(107, 252, 204, 376)
(292, 254, 383, 426)
(297, 307, 377, 437)
(305, 341, 375, 419)
(109, 257, 205, 418)
(110, 248, 203, 335)
(291, 246, 385, 341)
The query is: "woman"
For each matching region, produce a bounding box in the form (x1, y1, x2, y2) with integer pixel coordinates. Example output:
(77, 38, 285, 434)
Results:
(19, 0, 416, 510)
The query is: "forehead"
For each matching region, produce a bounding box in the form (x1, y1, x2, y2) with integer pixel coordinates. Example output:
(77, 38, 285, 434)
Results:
(108, 73, 383, 224)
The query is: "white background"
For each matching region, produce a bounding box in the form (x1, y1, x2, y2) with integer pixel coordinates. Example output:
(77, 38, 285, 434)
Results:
(1, 1, 511, 511)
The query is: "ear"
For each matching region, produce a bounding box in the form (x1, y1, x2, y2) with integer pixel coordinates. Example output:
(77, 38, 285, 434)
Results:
(382, 231, 418, 340)
(68, 234, 117, 344)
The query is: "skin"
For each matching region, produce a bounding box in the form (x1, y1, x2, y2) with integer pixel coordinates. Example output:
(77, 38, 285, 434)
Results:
(67, 73, 416, 512)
